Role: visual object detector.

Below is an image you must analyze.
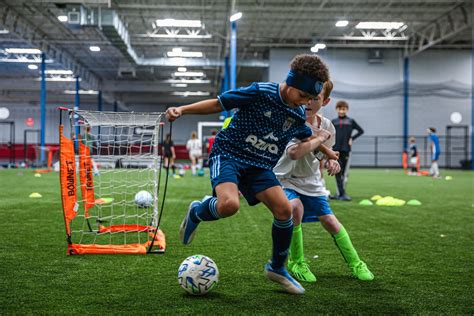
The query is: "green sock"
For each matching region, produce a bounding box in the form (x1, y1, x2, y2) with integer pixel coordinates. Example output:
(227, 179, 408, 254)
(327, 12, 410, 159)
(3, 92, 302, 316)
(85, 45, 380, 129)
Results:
(289, 224, 304, 263)
(332, 225, 361, 268)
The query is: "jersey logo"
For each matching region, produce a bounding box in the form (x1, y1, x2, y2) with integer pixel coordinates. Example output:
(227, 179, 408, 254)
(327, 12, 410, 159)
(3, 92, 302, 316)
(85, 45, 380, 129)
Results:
(263, 132, 279, 141)
(245, 135, 279, 154)
(264, 111, 272, 118)
(283, 117, 295, 131)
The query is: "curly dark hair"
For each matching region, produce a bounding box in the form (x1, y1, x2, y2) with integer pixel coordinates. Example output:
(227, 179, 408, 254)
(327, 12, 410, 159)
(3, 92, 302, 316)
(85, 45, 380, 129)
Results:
(322, 80, 333, 100)
(290, 54, 329, 82)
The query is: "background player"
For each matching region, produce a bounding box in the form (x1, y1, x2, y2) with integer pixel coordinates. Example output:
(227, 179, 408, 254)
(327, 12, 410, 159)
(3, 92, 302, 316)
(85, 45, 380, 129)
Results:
(166, 54, 331, 295)
(331, 101, 364, 201)
(427, 127, 441, 178)
(408, 136, 418, 175)
(186, 131, 203, 176)
(274, 81, 374, 283)
(163, 133, 176, 176)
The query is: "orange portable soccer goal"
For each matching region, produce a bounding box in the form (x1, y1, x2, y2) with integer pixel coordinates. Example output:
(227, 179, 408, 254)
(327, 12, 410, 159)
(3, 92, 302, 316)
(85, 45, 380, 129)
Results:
(58, 109, 168, 254)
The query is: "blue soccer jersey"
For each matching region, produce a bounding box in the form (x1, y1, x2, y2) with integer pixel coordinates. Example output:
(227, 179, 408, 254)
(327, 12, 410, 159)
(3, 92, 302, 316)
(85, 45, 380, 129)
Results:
(212, 82, 312, 170)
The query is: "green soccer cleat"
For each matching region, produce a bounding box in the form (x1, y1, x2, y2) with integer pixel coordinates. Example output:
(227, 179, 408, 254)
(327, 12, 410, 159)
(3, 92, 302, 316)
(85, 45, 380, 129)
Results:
(351, 261, 374, 281)
(288, 260, 317, 283)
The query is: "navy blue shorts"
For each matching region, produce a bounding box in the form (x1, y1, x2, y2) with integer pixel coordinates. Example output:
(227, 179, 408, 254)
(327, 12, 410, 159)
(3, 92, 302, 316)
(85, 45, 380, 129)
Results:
(284, 188, 334, 223)
(209, 155, 281, 206)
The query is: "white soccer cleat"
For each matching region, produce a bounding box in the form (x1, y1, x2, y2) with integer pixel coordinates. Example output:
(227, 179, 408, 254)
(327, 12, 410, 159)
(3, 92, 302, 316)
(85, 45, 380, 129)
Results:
(264, 263, 305, 295)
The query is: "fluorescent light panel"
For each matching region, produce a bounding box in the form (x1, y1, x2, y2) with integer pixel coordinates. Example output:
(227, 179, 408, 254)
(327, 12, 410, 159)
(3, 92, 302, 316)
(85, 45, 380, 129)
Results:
(230, 12, 242, 22)
(167, 48, 203, 58)
(336, 20, 349, 27)
(5, 48, 42, 54)
(173, 71, 204, 77)
(58, 15, 68, 22)
(64, 90, 98, 95)
(356, 22, 404, 29)
(28, 64, 38, 70)
(166, 79, 210, 84)
(177, 67, 187, 72)
(171, 83, 188, 88)
(172, 91, 210, 96)
(155, 19, 202, 28)
(310, 43, 326, 53)
(45, 70, 73, 75)
(35, 77, 79, 82)
(89, 46, 101, 52)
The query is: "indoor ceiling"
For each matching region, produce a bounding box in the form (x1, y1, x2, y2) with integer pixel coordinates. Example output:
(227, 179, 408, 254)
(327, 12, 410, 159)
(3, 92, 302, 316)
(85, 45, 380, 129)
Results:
(0, 0, 471, 108)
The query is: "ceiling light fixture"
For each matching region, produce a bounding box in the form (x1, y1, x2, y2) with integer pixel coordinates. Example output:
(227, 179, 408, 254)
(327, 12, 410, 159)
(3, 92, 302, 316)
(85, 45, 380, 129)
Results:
(310, 43, 326, 53)
(89, 46, 101, 52)
(155, 19, 202, 28)
(5, 48, 42, 54)
(229, 12, 243, 22)
(58, 15, 68, 22)
(171, 83, 188, 88)
(35, 77, 79, 82)
(336, 20, 349, 27)
(177, 67, 187, 72)
(173, 71, 204, 77)
(167, 48, 203, 58)
(356, 22, 404, 29)
(64, 90, 98, 95)
(45, 69, 73, 75)
(172, 91, 210, 97)
(165, 79, 210, 84)
(28, 64, 38, 70)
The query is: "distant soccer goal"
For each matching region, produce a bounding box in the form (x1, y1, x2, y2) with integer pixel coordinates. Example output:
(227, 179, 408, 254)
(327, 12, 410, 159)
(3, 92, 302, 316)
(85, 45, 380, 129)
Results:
(197, 121, 223, 161)
(58, 109, 167, 255)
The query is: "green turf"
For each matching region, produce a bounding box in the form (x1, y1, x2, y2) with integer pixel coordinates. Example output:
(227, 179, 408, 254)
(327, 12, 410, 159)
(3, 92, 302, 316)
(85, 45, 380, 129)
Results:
(0, 168, 473, 314)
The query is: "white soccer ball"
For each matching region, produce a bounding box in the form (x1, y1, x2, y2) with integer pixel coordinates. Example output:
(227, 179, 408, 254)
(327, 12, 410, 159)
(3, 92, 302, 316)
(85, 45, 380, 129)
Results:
(178, 255, 219, 295)
(134, 190, 153, 208)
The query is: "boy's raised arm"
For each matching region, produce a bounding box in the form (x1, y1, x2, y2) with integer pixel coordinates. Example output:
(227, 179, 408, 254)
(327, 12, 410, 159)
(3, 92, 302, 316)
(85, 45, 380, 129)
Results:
(287, 129, 331, 160)
(166, 99, 221, 121)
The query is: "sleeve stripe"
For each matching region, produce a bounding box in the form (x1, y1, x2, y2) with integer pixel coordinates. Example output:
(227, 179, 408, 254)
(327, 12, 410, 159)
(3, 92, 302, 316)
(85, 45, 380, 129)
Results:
(217, 95, 227, 111)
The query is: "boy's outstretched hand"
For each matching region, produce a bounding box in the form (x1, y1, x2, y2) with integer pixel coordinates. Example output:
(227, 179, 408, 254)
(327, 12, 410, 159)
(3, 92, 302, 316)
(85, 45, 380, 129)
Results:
(166, 107, 182, 122)
(325, 159, 341, 176)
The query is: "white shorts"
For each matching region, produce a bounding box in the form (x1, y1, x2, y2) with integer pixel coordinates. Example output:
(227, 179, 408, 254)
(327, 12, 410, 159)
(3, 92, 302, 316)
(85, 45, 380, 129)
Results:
(189, 151, 202, 160)
(410, 157, 417, 165)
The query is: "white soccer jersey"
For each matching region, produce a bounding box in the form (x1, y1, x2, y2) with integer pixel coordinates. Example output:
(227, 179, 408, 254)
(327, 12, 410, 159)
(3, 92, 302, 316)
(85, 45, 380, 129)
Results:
(186, 139, 202, 154)
(273, 115, 336, 196)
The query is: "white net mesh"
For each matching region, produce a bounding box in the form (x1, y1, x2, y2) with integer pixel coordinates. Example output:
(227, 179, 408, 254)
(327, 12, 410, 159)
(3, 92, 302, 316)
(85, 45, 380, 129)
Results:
(66, 110, 166, 252)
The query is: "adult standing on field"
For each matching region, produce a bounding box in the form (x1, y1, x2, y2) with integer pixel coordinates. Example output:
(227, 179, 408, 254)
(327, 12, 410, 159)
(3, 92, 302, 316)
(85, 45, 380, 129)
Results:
(331, 101, 364, 201)
(186, 131, 203, 176)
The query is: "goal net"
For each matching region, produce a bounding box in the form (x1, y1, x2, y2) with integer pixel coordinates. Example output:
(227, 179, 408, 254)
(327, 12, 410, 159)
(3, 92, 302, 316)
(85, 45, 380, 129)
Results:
(59, 109, 167, 255)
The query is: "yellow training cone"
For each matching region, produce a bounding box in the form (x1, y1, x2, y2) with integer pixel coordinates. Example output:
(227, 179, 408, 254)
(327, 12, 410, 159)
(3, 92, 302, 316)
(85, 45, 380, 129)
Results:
(29, 192, 42, 198)
(371, 195, 383, 201)
(34, 173, 41, 178)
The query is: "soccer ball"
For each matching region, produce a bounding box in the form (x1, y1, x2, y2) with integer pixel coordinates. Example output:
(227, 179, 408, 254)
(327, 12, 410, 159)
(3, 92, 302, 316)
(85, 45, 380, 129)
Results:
(134, 190, 153, 208)
(178, 255, 219, 295)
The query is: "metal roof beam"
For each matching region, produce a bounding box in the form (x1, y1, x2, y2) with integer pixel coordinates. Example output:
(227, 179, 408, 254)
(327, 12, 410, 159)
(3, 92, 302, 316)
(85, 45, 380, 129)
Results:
(406, 3, 471, 56)
(0, 3, 102, 90)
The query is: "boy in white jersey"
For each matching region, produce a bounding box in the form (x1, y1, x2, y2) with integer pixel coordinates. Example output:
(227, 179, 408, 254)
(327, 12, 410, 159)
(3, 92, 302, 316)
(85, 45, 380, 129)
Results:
(167, 54, 332, 295)
(274, 81, 374, 282)
(186, 131, 203, 175)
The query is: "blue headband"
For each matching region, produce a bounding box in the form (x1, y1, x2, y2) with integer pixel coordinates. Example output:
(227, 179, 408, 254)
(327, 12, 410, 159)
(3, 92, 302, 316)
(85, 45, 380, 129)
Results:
(286, 70, 324, 97)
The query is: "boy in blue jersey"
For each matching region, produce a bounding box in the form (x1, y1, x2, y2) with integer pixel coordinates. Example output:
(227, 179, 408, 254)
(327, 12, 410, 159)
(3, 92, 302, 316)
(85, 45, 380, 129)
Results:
(427, 127, 441, 178)
(166, 54, 331, 294)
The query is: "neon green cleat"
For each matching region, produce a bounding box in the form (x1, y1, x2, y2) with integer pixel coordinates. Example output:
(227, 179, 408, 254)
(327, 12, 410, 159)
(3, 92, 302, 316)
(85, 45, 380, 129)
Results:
(351, 261, 374, 281)
(288, 260, 317, 283)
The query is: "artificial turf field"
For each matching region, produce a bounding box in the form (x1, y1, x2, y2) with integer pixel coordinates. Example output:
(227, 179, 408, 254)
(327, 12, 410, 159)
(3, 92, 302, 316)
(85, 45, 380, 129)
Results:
(0, 168, 472, 314)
